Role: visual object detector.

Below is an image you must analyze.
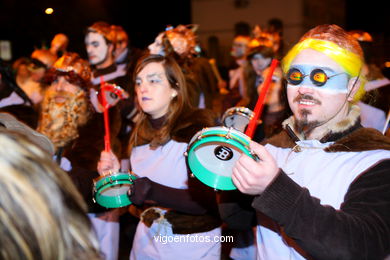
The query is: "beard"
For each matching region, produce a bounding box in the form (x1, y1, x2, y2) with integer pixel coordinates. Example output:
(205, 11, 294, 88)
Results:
(293, 94, 322, 138)
(37, 89, 91, 149)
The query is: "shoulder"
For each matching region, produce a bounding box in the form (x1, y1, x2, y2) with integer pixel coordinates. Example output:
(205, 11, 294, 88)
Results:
(326, 127, 390, 152)
(172, 108, 218, 143)
(263, 129, 295, 148)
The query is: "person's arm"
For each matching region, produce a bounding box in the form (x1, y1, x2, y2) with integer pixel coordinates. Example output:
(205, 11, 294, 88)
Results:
(252, 160, 390, 260)
(129, 175, 217, 215)
(217, 190, 257, 230)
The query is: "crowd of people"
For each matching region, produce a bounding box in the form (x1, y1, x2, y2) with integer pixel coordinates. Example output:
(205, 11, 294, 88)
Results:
(0, 18, 389, 260)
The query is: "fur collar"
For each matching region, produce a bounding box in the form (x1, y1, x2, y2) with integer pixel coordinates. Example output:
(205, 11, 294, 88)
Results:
(135, 108, 217, 147)
(171, 108, 217, 143)
(266, 105, 390, 152)
(281, 105, 361, 142)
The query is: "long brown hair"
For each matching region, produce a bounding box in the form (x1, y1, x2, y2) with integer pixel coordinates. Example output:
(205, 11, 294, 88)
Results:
(128, 55, 192, 152)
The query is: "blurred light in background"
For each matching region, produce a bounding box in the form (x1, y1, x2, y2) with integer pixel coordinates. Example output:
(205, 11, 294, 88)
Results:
(45, 8, 54, 15)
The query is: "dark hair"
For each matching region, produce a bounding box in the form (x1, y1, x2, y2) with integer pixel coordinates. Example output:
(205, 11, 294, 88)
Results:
(247, 45, 274, 60)
(0, 59, 32, 105)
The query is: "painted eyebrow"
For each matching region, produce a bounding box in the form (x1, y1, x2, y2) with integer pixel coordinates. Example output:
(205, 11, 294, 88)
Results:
(146, 73, 164, 80)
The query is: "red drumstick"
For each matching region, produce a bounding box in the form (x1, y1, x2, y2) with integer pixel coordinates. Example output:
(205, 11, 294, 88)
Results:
(100, 76, 111, 152)
(245, 59, 279, 138)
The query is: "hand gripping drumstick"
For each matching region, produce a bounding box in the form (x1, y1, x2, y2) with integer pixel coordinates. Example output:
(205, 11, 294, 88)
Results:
(245, 59, 279, 138)
(100, 76, 112, 152)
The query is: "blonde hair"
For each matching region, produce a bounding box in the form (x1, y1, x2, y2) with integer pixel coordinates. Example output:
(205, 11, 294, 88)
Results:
(0, 130, 101, 260)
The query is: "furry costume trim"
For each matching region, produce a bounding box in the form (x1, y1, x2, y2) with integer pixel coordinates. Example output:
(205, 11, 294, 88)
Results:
(171, 108, 217, 143)
(267, 105, 390, 152)
(135, 108, 217, 147)
(282, 105, 361, 141)
(325, 128, 390, 152)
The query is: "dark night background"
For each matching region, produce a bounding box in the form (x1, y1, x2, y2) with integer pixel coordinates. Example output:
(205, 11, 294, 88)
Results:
(0, 0, 389, 62)
(0, 0, 192, 60)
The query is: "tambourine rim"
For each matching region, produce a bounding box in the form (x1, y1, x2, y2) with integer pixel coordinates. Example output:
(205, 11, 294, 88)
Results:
(95, 180, 133, 194)
(187, 129, 254, 190)
(221, 107, 255, 122)
(95, 192, 132, 208)
(94, 172, 136, 184)
(93, 172, 136, 208)
(187, 127, 252, 153)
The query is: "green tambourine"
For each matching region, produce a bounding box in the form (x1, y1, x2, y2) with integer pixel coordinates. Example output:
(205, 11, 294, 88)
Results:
(185, 126, 255, 190)
(93, 172, 137, 208)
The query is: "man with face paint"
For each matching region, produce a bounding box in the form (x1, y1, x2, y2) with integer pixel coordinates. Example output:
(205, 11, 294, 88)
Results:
(85, 22, 129, 89)
(85, 22, 137, 162)
(219, 24, 390, 259)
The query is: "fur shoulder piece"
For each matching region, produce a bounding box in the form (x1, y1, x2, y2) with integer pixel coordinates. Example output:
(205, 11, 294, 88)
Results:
(172, 108, 218, 143)
(263, 130, 296, 148)
(265, 127, 390, 152)
(325, 128, 390, 152)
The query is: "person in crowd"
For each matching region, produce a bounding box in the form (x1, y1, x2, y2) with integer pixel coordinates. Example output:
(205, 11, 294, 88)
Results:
(0, 129, 101, 260)
(241, 35, 289, 139)
(85, 21, 130, 92)
(50, 33, 69, 59)
(12, 49, 56, 108)
(266, 18, 285, 59)
(221, 35, 251, 112)
(98, 54, 222, 259)
(1, 59, 38, 128)
(220, 24, 390, 259)
(37, 52, 122, 260)
(348, 30, 390, 132)
(148, 24, 218, 110)
(111, 25, 143, 77)
(85, 21, 137, 160)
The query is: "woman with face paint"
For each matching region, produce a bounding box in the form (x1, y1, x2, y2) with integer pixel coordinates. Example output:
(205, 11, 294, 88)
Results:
(98, 55, 222, 259)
